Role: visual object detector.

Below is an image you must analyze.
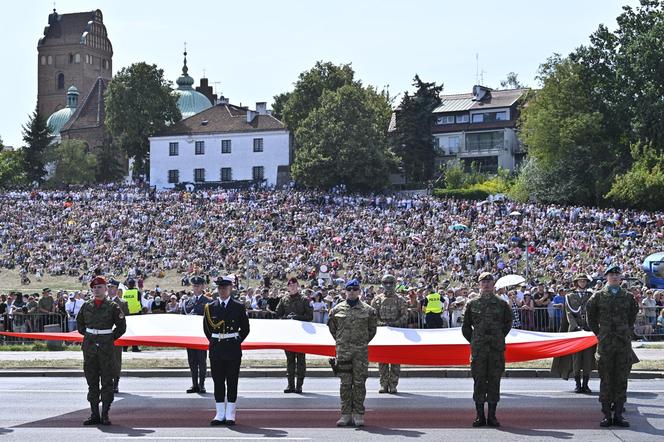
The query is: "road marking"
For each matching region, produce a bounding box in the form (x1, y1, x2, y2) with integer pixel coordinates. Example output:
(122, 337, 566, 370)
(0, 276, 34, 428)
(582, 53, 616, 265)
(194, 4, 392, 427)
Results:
(106, 436, 311, 440)
(2, 389, 663, 394)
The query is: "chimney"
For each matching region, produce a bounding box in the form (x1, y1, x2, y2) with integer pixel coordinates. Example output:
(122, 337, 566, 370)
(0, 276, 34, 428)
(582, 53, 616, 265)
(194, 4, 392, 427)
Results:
(256, 102, 267, 115)
(246, 109, 256, 123)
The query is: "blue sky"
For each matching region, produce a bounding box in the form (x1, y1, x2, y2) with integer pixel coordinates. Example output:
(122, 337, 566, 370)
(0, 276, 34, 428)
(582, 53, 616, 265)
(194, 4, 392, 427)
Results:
(0, 0, 639, 148)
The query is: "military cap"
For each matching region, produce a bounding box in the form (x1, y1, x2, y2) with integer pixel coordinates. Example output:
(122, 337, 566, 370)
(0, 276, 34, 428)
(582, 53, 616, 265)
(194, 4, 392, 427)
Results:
(215, 275, 234, 287)
(345, 279, 360, 289)
(90, 276, 107, 288)
(107, 279, 121, 287)
(572, 273, 589, 282)
(478, 272, 494, 282)
(604, 265, 621, 275)
(42, 287, 51, 293)
(381, 274, 396, 284)
(191, 275, 206, 285)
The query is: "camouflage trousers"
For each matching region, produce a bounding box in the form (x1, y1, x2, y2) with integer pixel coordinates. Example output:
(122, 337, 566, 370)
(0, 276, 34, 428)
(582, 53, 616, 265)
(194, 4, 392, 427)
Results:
(470, 348, 505, 403)
(83, 341, 115, 404)
(113, 345, 123, 380)
(285, 351, 306, 379)
(337, 348, 369, 415)
(597, 341, 631, 404)
(378, 363, 400, 389)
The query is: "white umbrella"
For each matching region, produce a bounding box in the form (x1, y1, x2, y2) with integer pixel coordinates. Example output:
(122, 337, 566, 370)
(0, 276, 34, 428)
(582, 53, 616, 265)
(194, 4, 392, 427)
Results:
(509, 211, 522, 216)
(495, 274, 526, 290)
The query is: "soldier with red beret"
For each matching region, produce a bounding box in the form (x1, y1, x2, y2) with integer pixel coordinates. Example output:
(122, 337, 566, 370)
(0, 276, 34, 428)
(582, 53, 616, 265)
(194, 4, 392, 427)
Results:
(76, 276, 127, 426)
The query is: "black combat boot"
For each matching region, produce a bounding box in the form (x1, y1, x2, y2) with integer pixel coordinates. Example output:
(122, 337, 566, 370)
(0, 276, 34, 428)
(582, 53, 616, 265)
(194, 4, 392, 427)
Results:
(295, 377, 304, 394)
(600, 402, 612, 427)
(574, 375, 582, 393)
(199, 377, 206, 394)
(83, 402, 100, 425)
(284, 376, 295, 393)
(100, 402, 112, 426)
(613, 401, 629, 427)
(186, 373, 199, 393)
(581, 375, 592, 394)
(487, 403, 500, 427)
(472, 402, 486, 427)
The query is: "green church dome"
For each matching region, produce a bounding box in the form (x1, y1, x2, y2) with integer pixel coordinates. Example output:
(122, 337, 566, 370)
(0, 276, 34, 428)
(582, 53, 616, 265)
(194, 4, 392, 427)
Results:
(47, 85, 79, 135)
(175, 50, 212, 119)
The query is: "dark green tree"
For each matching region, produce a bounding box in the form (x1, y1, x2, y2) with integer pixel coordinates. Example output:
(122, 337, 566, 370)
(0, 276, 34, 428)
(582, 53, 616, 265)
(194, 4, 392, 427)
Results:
(606, 141, 664, 209)
(105, 62, 181, 177)
(21, 103, 53, 185)
(94, 136, 126, 183)
(292, 83, 394, 191)
(0, 140, 26, 187)
(392, 75, 443, 183)
(273, 61, 356, 135)
(500, 72, 526, 89)
(46, 140, 97, 187)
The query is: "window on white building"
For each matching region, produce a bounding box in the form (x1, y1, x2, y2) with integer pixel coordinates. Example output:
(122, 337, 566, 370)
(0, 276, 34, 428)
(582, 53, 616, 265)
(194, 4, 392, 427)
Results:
(195, 141, 205, 155)
(167, 170, 179, 184)
(471, 111, 508, 123)
(456, 114, 469, 124)
(169, 142, 179, 156)
(448, 136, 460, 153)
(252, 166, 264, 181)
(194, 168, 205, 182)
(221, 139, 231, 154)
(253, 138, 264, 152)
(220, 167, 232, 182)
(436, 115, 455, 125)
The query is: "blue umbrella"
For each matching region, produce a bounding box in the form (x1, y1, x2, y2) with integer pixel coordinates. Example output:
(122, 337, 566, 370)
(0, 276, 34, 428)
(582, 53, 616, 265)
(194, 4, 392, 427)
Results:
(450, 223, 468, 231)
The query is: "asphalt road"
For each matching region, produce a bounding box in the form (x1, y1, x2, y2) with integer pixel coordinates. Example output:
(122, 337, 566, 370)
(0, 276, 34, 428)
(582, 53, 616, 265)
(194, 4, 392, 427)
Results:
(0, 377, 663, 441)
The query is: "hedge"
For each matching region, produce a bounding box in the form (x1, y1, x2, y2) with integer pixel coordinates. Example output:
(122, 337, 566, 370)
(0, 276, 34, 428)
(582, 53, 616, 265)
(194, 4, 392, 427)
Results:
(432, 188, 490, 200)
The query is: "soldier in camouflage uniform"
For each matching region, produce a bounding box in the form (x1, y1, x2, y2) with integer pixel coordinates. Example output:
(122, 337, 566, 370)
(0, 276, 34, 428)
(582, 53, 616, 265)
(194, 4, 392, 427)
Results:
(328, 279, 377, 427)
(586, 265, 639, 428)
(462, 272, 513, 428)
(76, 276, 127, 426)
(371, 274, 408, 394)
(275, 277, 314, 393)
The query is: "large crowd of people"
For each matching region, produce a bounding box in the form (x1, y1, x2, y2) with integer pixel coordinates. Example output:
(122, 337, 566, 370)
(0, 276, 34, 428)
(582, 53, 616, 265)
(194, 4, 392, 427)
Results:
(0, 184, 663, 338)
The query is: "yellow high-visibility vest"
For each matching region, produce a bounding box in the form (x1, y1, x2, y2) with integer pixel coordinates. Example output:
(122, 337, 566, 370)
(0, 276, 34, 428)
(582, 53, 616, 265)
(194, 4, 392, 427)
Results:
(123, 289, 142, 314)
(424, 292, 443, 314)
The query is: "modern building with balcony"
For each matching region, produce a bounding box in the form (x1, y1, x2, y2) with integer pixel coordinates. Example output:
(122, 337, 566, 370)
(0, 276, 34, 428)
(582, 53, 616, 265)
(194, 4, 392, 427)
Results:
(431, 85, 528, 173)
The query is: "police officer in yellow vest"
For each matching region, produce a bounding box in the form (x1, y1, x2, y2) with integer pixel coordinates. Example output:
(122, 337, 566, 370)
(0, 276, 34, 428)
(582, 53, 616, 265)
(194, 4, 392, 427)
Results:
(122, 279, 142, 352)
(423, 287, 444, 328)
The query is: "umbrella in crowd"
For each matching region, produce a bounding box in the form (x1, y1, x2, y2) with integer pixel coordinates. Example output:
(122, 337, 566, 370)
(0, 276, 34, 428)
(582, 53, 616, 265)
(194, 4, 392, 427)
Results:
(495, 274, 526, 290)
(449, 224, 468, 231)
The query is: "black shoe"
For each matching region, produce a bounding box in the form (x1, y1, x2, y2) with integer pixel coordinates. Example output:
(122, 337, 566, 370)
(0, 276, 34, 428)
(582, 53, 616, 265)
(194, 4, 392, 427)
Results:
(210, 419, 225, 426)
(487, 403, 500, 427)
(100, 415, 112, 426)
(284, 386, 295, 394)
(186, 386, 200, 394)
(613, 402, 629, 427)
(378, 388, 388, 394)
(574, 376, 582, 393)
(199, 387, 207, 394)
(225, 420, 235, 426)
(294, 387, 303, 394)
(472, 402, 486, 427)
(83, 415, 100, 426)
(581, 375, 591, 394)
(388, 387, 398, 394)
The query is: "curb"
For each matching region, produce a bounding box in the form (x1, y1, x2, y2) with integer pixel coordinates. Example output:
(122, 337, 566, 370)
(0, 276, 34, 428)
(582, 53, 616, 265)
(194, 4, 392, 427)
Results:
(1, 367, 662, 379)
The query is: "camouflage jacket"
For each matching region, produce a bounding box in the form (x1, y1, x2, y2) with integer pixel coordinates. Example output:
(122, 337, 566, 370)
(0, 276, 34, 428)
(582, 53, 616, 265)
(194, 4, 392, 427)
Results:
(76, 298, 127, 342)
(462, 294, 513, 351)
(275, 293, 313, 322)
(328, 301, 377, 357)
(371, 292, 408, 327)
(586, 285, 638, 346)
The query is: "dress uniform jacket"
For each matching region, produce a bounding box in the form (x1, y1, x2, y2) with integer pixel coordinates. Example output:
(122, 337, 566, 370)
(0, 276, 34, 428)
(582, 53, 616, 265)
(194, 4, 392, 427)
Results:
(203, 298, 250, 360)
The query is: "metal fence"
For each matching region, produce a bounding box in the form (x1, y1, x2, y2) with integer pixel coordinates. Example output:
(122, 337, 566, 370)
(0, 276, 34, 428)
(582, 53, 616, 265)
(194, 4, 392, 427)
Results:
(1, 312, 68, 345)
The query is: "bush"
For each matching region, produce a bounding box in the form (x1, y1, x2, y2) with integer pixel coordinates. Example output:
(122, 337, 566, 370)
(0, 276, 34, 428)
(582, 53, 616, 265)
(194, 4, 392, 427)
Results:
(433, 188, 490, 200)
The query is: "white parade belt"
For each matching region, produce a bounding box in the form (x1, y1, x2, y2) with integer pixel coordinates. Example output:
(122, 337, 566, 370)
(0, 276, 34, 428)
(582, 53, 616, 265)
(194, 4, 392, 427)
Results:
(211, 332, 239, 340)
(86, 328, 113, 335)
